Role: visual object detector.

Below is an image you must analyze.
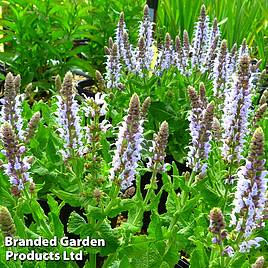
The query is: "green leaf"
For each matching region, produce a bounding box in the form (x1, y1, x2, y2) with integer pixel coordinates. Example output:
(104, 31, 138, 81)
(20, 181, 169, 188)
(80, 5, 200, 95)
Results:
(100, 135, 112, 163)
(148, 212, 163, 240)
(230, 256, 251, 268)
(93, 220, 120, 255)
(31, 166, 50, 176)
(190, 241, 208, 268)
(67, 211, 91, 236)
(47, 195, 65, 236)
(53, 190, 81, 207)
(0, 187, 16, 208)
(159, 262, 169, 268)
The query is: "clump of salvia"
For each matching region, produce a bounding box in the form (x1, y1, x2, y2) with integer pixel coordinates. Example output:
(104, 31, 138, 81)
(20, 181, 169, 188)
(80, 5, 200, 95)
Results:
(105, 4, 255, 90)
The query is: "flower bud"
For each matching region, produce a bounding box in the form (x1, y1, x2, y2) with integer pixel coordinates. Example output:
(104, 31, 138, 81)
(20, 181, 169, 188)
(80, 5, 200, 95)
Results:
(0, 206, 16, 237)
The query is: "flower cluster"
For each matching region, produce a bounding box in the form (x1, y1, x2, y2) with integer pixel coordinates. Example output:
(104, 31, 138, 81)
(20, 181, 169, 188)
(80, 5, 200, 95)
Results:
(0, 72, 24, 140)
(155, 33, 173, 75)
(105, 43, 122, 89)
(186, 85, 214, 177)
(208, 207, 227, 244)
(221, 54, 253, 164)
(0, 122, 33, 194)
(147, 121, 169, 172)
(191, 5, 210, 69)
(110, 93, 144, 191)
(205, 18, 220, 71)
(55, 72, 84, 160)
(212, 40, 229, 98)
(82, 92, 111, 143)
(230, 128, 267, 251)
(138, 4, 154, 71)
(115, 12, 126, 57)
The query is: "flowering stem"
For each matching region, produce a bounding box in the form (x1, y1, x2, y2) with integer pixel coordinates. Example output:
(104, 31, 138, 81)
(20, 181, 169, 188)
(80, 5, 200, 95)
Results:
(92, 183, 120, 230)
(180, 171, 196, 208)
(133, 167, 157, 227)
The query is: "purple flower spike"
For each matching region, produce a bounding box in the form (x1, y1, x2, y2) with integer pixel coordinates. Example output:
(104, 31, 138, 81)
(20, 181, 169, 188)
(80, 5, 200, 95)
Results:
(186, 85, 214, 177)
(147, 121, 169, 172)
(231, 128, 267, 245)
(0, 73, 24, 140)
(115, 12, 126, 57)
(156, 33, 174, 75)
(55, 72, 84, 160)
(222, 55, 252, 163)
(212, 40, 229, 98)
(105, 43, 122, 89)
(226, 43, 238, 79)
(110, 94, 144, 191)
(239, 38, 248, 57)
(137, 4, 154, 71)
(182, 30, 190, 70)
(0, 122, 32, 194)
(122, 31, 135, 72)
(191, 5, 210, 69)
(205, 18, 220, 72)
(208, 207, 226, 245)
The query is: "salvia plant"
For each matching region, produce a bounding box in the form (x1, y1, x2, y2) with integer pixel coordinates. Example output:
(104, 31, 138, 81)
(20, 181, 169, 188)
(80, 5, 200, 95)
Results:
(0, 3, 267, 268)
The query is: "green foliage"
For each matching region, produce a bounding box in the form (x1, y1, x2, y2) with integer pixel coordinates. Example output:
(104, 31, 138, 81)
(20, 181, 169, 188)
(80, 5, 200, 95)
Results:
(0, 0, 144, 91)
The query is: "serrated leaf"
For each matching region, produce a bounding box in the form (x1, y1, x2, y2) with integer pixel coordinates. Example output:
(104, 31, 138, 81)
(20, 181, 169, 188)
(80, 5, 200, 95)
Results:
(93, 220, 120, 255)
(67, 211, 89, 235)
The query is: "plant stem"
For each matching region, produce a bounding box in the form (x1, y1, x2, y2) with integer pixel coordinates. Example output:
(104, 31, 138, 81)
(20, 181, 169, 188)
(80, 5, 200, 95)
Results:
(89, 252, 96, 268)
(102, 253, 117, 268)
(132, 168, 157, 226)
(23, 189, 53, 238)
(180, 171, 195, 208)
